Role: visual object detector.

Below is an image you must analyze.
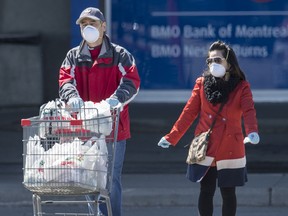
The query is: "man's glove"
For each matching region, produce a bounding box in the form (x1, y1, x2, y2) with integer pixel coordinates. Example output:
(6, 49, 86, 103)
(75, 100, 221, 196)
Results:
(67, 97, 84, 112)
(157, 137, 171, 148)
(244, 132, 260, 145)
(105, 97, 123, 110)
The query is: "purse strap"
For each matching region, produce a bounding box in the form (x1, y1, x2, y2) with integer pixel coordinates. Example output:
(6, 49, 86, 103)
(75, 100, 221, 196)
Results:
(208, 102, 225, 133)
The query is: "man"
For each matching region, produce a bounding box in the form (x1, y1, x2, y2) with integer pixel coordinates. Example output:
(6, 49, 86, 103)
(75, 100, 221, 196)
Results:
(59, 7, 140, 216)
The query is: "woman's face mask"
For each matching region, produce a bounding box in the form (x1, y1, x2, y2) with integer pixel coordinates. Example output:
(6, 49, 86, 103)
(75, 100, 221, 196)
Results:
(81, 25, 100, 44)
(209, 62, 226, 78)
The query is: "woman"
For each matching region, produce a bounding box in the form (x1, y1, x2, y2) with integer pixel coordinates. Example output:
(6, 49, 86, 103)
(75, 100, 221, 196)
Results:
(157, 40, 260, 216)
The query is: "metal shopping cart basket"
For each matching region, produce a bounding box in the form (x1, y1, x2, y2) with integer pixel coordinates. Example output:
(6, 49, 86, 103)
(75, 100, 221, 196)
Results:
(21, 103, 120, 216)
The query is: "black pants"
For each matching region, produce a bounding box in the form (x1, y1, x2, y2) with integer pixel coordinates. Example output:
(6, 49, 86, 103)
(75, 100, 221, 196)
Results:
(198, 167, 237, 216)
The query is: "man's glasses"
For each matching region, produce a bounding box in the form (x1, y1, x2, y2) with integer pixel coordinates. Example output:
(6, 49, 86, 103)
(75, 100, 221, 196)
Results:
(206, 57, 226, 65)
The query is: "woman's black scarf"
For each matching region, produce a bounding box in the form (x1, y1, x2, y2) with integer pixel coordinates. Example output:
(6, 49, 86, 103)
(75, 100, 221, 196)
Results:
(204, 74, 240, 105)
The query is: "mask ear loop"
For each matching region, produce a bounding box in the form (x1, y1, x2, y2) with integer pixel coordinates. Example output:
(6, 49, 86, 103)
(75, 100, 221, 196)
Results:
(225, 48, 230, 60)
(224, 47, 231, 81)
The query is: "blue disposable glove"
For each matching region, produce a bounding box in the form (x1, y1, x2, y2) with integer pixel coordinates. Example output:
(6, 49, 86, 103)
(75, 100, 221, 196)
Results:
(157, 137, 171, 148)
(67, 97, 84, 112)
(106, 97, 123, 110)
(244, 132, 260, 145)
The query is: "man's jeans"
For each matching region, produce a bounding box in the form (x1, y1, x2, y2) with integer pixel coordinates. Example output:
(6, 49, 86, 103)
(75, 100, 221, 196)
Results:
(86, 140, 126, 216)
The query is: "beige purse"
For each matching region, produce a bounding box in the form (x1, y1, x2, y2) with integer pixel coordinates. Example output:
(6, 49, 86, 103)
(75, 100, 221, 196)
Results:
(186, 103, 225, 164)
(186, 130, 211, 164)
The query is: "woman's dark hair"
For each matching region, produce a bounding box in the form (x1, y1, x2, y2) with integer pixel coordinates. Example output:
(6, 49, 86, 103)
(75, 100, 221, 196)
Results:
(208, 40, 246, 80)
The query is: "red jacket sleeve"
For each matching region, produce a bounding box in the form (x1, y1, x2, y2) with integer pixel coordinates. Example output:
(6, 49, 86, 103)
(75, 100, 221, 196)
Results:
(58, 49, 81, 101)
(165, 77, 202, 145)
(240, 82, 258, 134)
(110, 48, 140, 105)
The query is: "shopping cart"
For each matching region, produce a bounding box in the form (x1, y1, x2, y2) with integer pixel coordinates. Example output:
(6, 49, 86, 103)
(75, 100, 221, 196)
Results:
(21, 102, 120, 216)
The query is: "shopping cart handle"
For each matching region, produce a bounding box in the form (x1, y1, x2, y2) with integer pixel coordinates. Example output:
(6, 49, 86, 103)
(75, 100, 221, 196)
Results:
(112, 103, 123, 112)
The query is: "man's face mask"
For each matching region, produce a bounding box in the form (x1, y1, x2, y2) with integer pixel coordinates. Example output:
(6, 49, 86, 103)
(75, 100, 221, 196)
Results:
(81, 25, 100, 43)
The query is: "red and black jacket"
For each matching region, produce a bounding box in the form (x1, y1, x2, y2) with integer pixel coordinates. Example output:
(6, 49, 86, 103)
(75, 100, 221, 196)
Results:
(59, 35, 140, 141)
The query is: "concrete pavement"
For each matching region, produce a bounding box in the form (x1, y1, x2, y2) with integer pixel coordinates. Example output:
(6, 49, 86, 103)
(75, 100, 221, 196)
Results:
(1, 172, 288, 216)
(122, 173, 288, 207)
(0, 169, 288, 207)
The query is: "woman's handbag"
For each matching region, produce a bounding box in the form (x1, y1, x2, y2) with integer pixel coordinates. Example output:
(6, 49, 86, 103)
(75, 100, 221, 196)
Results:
(186, 103, 225, 164)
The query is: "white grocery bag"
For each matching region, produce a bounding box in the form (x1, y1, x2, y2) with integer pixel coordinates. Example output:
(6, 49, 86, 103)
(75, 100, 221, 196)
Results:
(82, 136, 108, 189)
(24, 135, 108, 190)
(24, 137, 83, 183)
(25, 135, 44, 169)
(43, 138, 85, 182)
(39, 100, 73, 137)
(77, 101, 112, 135)
(24, 135, 46, 183)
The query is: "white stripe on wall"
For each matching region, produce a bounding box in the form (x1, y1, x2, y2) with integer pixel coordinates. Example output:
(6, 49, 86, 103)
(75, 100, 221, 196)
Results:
(151, 11, 288, 17)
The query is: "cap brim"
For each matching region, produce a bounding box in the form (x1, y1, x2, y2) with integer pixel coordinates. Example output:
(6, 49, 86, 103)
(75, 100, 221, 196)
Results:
(76, 16, 101, 25)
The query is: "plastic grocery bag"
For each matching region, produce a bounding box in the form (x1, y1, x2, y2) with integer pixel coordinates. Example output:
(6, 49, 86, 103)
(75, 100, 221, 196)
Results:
(24, 135, 108, 190)
(77, 101, 112, 135)
(82, 136, 108, 189)
(43, 139, 84, 182)
(24, 136, 85, 183)
(25, 135, 44, 168)
(39, 100, 73, 137)
(24, 135, 46, 183)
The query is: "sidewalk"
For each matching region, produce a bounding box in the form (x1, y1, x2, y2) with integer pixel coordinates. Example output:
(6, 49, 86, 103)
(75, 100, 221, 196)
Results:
(122, 173, 288, 207)
(0, 171, 287, 207)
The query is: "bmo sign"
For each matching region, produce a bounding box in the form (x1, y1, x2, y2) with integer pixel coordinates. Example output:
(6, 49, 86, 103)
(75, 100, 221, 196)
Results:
(111, 0, 288, 94)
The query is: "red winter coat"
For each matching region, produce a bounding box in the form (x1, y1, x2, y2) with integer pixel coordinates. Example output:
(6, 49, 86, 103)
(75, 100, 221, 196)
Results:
(165, 77, 258, 186)
(59, 35, 140, 141)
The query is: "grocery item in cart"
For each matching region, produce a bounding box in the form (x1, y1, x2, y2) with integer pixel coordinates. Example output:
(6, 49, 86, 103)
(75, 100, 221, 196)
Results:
(39, 100, 73, 138)
(77, 100, 113, 135)
(39, 100, 113, 138)
(24, 135, 108, 190)
(82, 136, 108, 189)
(24, 135, 46, 182)
(42, 138, 86, 182)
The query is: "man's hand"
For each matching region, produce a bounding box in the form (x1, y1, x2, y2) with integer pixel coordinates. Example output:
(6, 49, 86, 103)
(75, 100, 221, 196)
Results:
(106, 97, 123, 110)
(67, 97, 84, 112)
